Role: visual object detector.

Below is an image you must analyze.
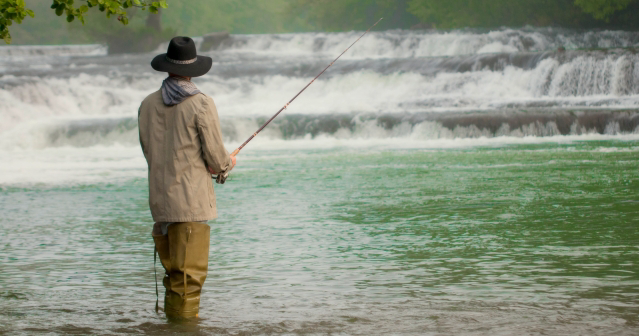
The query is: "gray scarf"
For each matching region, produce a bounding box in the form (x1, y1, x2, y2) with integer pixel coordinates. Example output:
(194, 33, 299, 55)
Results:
(161, 76, 201, 106)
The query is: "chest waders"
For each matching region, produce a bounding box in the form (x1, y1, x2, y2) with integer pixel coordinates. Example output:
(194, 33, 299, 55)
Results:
(153, 222, 210, 319)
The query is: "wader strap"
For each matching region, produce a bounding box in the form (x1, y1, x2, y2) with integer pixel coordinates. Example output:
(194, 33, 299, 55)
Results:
(154, 246, 159, 313)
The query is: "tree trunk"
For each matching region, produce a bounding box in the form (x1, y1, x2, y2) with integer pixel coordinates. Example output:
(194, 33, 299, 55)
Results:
(146, 9, 162, 31)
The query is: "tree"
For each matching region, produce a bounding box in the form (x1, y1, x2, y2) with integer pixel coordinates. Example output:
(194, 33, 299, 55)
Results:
(0, 0, 167, 44)
(405, 0, 637, 29)
(406, 0, 592, 28)
(79, 7, 175, 54)
(573, 0, 636, 21)
(287, 0, 419, 31)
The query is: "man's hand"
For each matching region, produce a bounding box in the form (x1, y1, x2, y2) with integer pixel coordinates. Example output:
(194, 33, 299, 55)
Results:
(207, 154, 237, 175)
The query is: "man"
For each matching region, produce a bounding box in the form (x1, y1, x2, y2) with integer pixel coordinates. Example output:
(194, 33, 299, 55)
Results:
(138, 36, 236, 318)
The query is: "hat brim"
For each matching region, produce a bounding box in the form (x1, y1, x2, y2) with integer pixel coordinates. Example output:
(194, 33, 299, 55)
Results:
(151, 53, 212, 77)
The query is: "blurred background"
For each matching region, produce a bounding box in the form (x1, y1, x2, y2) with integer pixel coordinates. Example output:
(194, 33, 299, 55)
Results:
(4, 0, 639, 48)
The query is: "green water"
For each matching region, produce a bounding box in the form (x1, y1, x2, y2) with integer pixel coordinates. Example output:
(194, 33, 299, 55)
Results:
(1, 140, 638, 335)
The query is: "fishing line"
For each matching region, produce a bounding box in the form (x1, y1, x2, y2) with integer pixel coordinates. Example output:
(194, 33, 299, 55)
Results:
(214, 18, 383, 184)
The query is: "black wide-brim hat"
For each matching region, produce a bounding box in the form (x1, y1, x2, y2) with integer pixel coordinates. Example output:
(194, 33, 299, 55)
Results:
(151, 36, 212, 77)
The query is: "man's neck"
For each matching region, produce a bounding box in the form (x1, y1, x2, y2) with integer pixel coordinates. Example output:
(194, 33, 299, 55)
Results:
(168, 73, 191, 81)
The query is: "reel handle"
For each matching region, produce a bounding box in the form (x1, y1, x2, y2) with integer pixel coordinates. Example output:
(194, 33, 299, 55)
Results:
(214, 148, 239, 184)
(215, 172, 229, 184)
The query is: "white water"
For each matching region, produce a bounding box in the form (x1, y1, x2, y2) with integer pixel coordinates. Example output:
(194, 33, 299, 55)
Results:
(216, 28, 639, 58)
(0, 44, 107, 59)
(1, 28, 639, 184)
(3, 134, 639, 186)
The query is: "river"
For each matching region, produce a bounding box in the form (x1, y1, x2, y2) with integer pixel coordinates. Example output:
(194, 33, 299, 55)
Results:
(0, 28, 638, 335)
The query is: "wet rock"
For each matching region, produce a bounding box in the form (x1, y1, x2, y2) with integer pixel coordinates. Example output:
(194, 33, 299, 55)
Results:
(200, 31, 231, 51)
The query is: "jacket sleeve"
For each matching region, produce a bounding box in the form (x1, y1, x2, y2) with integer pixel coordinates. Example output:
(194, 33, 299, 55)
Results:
(138, 107, 149, 161)
(196, 95, 232, 173)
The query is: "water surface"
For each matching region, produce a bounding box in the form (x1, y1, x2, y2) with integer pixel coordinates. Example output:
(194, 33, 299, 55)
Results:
(1, 141, 638, 334)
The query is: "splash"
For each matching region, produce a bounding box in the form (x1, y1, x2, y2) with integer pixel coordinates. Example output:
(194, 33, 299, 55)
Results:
(0, 28, 638, 151)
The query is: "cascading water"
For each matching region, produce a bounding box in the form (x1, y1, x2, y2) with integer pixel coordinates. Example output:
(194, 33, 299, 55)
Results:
(1, 27, 638, 152)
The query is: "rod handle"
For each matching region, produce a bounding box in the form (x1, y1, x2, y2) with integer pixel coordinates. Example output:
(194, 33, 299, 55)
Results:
(231, 148, 239, 156)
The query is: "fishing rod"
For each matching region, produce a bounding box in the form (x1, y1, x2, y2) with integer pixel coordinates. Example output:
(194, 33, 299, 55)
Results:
(214, 18, 383, 184)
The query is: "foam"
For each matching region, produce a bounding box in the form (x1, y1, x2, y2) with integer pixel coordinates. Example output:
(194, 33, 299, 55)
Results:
(214, 28, 639, 59)
(1, 29, 637, 63)
(228, 133, 639, 152)
(0, 44, 107, 59)
(2, 133, 638, 186)
(0, 145, 146, 186)
(1, 28, 638, 170)
(1, 40, 638, 138)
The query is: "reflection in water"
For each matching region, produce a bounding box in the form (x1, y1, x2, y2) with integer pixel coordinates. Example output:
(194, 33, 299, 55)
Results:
(1, 141, 638, 334)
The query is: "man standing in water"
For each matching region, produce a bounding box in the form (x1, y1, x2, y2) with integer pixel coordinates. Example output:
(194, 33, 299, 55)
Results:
(138, 36, 236, 318)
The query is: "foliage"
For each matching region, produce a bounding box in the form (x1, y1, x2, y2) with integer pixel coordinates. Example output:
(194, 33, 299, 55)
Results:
(80, 0, 301, 53)
(288, 0, 639, 31)
(287, 0, 418, 31)
(0, 0, 34, 43)
(406, 0, 589, 28)
(573, 0, 636, 21)
(3, 0, 639, 46)
(161, 0, 307, 35)
(77, 7, 174, 53)
(406, 0, 639, 29)
(0, 0, 167, 44)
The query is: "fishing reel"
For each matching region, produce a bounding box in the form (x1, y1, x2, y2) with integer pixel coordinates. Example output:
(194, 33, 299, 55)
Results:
(214, 172, 229, 184)
(212, 151, 238, 184)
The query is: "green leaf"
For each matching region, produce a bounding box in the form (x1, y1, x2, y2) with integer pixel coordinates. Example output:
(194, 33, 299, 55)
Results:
(4, 34, 11, 44)
(121, 16, 129, 24)
(149, 5, 158, 14)
(152, 2, 159, 7)
(17, 0, 25, 7)
(55, 6, 64, 15)
(79, 5, 88, 12)
(158, 0, 167, 9)
(6, 8, 16, 13)
(66, 14, 74, 22)
(26, 9, 34, 17)
(51, 2, 58, 9)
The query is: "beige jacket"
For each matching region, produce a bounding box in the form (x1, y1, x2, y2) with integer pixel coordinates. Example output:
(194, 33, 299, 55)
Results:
(138, 90, 232, 222)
